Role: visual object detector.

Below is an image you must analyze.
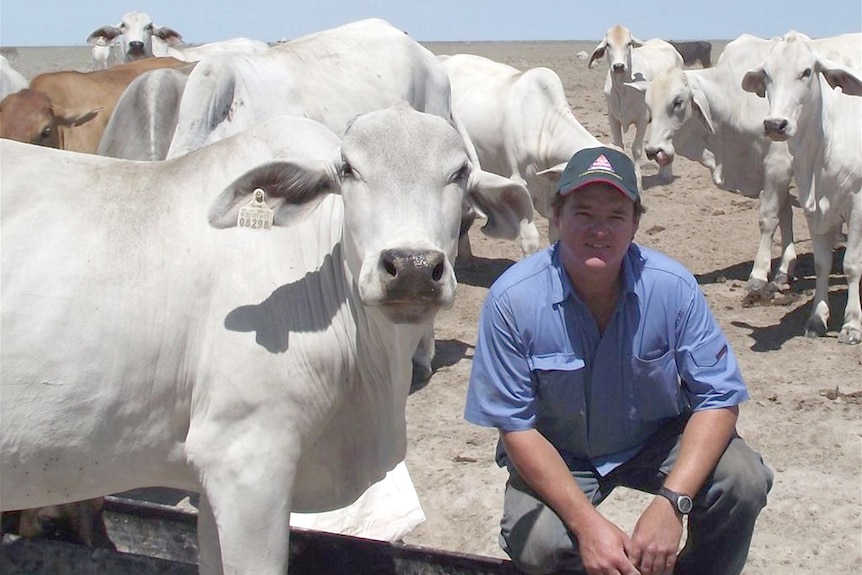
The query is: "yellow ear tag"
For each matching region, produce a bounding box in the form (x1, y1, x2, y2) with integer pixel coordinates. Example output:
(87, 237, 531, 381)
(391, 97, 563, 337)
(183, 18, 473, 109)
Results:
(237, 188, 274, 230)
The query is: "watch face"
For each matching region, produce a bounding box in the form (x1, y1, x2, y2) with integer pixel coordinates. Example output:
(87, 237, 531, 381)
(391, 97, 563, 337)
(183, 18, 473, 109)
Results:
(678, 495, 693, 514)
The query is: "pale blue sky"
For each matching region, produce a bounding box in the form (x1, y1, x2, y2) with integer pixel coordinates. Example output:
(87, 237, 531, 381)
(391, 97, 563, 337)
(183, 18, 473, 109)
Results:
(1, 0, 859, 46)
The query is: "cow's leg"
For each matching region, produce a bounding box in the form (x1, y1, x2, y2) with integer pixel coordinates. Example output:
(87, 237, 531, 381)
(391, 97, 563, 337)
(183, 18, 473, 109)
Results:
(805, 231, 833, 338)
(196, 492, 224, 574)
(772, 192, 797, 287)
(608, 115, 624, 151)
(746, 178, 796, 301)
(518, 219, 542, 256)
(190, 433, 298, 575)
(412, 325, 435, 391)
(838, 203, 862, 344)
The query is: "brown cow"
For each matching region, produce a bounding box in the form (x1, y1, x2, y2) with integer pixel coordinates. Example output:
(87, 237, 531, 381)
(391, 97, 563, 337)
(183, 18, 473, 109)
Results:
(0, 56, 187, 153)
(669, 40, 713, 68)
(2, 497, 115, 549)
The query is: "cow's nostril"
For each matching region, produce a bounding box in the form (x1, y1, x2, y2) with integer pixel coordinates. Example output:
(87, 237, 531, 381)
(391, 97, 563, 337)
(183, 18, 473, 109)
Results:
(382, 255, 397, 278)
(432, 261, 444, 282)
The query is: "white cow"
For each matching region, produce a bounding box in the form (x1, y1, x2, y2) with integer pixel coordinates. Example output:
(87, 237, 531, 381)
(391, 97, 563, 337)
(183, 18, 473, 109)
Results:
(87, 11, 268, 63)
(167, 18, 537, 259)
(743, 33, 862, 344)
(440, 53, 602, 243)
(97, 64, 196, 160)
(1, 104, 521, 573)
(588, 24, 683, 184)
(89, 37, 115, 70)
(0, 54, 28, 100)
(637, 34, 797, 300)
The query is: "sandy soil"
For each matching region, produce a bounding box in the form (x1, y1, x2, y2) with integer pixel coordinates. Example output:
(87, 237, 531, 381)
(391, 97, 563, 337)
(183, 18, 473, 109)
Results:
(3, 40, 860, 574)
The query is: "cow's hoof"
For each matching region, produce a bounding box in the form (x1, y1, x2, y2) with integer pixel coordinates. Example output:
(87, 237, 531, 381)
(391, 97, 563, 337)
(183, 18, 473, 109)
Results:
(742, 278, 774, 306)
(804, 318, 828, 339)
(410, 361, 432, 393)
(838, 327, 862, 345)
(771, 273, 791, 289)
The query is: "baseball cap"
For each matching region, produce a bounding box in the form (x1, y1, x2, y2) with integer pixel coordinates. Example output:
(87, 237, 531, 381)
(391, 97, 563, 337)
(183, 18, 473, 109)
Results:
(556, 146, 639, 201)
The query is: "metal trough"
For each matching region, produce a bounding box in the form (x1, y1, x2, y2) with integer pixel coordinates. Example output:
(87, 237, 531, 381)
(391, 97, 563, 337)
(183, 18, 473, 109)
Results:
(1, 495, 522, 575)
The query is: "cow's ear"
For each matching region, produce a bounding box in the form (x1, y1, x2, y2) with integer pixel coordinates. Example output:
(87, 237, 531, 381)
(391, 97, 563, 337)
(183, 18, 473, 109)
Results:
(535, 162, 565, 183)
(818, 59, 862, 96)
(87, 26, 121, 44)
(466, 169, 533, 241)
(155, 27, 184, 46)
(741, 68, 767, 98)
(625, 80, 649, 93)
(208, 159, 339, 229)
(588, 42, 606, 69)
(690, 84, 715, 134)
(54, 106, 101, 128)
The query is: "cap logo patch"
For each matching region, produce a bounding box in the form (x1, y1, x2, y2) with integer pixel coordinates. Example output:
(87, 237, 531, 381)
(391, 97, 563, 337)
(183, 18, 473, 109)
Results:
(588, 154, 615, 173)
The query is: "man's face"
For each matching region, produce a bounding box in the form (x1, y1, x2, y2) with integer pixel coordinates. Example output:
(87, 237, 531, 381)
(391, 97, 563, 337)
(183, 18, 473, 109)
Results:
(553, 183, 639, 277)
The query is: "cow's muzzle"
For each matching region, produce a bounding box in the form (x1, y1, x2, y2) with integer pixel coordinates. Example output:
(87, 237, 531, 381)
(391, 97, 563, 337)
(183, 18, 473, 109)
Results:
(375, 248, 451, 323)
(763, 118, 790, 141)
(645, 146, 673, 166)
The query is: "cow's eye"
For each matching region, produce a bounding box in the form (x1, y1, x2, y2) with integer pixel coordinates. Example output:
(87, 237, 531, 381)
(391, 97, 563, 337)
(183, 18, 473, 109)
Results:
(39, 126, 52, 140)
(800, 68, 812, 79)
(451, 162, 470, 184)
(339, 161, 353, 178)
(672, 97, 684, 110)
(145, 24, 154, 31)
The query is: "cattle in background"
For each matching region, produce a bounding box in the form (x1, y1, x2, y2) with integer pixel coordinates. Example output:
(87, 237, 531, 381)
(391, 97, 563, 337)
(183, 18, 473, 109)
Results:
(669, 40, 713, 68)
(87, 11, 268, 64)
(1, 105, 524, 573)
(0, 57, 187, 153)
(166, 18, 538, 262)
(0, 55, 27, 100)
(588, 24, 683, 184)
(743, 33, 862, 344)
(440, 53, 602, 244)
(97, 63, 196, 160)
(89, 36, 116, 70)
(2, 498, 114, 549)
(638, 34, 797, 301)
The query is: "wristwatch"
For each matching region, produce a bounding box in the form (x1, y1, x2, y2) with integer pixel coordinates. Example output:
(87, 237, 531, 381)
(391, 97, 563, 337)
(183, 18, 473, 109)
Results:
(657, 487, 693, 515)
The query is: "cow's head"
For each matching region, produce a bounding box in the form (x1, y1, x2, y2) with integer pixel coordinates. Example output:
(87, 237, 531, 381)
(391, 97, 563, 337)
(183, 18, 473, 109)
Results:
(87, 11, 183, 63)
(635, 67, 715, 167)
(210, 105, 528, 325)
(589, 25, 643, 73)
(15, 498, 114, 549)
(0, 89, 100, 148)
(742, 33, 862, 141)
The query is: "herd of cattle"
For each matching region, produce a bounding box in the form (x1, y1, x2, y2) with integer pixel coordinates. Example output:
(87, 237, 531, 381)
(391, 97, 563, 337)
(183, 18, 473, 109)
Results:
(1, 11, 860, 574)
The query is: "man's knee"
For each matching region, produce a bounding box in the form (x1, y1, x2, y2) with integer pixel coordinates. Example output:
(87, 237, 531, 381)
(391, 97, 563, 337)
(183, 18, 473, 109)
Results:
(707, 437, 773, 513)
(501, 505, 581, 575)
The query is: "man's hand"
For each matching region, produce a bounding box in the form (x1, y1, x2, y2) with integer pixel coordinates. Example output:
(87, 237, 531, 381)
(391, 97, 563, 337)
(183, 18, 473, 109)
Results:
(627, 496, 684, 575)
(573, 513, 641, 575)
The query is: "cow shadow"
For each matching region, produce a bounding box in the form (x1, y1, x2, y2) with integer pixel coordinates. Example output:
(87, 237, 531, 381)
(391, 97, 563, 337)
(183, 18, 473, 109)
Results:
(455, 256, 516, 289)
(642, 173, 678, 190)
(696, 248, 846, 288)
(224, 250, 344, 353)
(696, 248, 850, 351)
(732, 288, 849, 351)
(410, 338, 474, 395)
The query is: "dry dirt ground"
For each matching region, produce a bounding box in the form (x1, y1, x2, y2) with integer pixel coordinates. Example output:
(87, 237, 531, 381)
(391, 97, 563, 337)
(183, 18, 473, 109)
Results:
(3, 41, 860, 574)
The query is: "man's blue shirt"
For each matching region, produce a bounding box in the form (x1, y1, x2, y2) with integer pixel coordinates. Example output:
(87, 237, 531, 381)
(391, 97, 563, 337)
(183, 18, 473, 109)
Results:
(464, 242, 748, 476)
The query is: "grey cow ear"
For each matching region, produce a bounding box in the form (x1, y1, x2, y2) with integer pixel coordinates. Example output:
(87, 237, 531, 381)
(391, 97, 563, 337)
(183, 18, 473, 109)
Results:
(208, 159, 338, 228)
(86, 26, 121, 44)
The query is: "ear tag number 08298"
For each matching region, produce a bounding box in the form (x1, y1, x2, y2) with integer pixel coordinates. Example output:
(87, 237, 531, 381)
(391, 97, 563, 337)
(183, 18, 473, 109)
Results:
(237, 188, 274, 231)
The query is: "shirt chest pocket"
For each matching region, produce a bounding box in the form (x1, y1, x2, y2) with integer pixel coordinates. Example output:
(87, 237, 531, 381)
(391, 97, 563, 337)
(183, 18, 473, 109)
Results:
(630, 349, 685, 421)
(530, 353, 587, 423)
